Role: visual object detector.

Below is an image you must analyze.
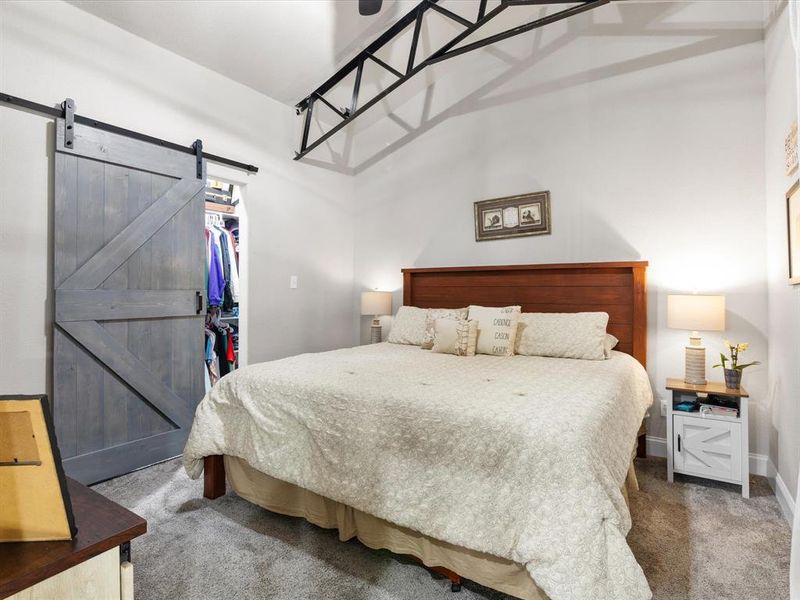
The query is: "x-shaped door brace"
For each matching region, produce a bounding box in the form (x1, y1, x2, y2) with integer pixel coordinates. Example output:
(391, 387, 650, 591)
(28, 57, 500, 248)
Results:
(55, 177, 206, 429)
(294, 0, 612, 160)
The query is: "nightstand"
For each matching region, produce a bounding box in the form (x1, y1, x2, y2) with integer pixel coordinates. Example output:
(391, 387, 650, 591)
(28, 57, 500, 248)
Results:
(665, 378, 750, 498)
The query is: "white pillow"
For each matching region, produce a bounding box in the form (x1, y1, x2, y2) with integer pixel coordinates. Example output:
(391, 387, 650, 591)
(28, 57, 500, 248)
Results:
(421, 307, 469, 349)
(604, 333, 619, 359)
(515, 312, 609, 360)
(387, 306, 428, 346)
(431, 318, 478, 356)
(467, 305, 521, 356)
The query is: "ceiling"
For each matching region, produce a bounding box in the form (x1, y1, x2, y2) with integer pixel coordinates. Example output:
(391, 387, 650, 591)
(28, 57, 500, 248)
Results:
(68, 0, 767, 171)
(67, 0, 419, 106)
(69, 0, 766, 112)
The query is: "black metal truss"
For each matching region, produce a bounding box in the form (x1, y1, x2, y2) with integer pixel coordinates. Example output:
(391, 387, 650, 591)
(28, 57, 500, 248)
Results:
(294, 0, 610, 160)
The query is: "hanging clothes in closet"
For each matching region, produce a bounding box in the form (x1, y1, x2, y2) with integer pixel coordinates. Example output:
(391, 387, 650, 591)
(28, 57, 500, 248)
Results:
(205, 308, 236, 389)
(205, 219, 239, 309)
(206, 227, 225, 307)
(204, 208, 240, 391)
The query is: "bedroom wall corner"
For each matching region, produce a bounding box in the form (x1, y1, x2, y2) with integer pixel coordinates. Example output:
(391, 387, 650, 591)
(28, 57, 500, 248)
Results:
(0, 0, 359, 398)
(764, 0, 800, 509)
(350, 1, 770, 459)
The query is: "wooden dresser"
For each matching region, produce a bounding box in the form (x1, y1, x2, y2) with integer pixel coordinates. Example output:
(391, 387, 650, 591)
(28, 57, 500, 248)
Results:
(0, 478, 146, 600)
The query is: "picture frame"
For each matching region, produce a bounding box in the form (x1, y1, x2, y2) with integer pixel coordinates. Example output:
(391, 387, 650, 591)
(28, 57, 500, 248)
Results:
(0, 394, 77, 542)
(788, 180, 800, 284)
(786, 121, 798, 176)
(474, 191, 551, 242)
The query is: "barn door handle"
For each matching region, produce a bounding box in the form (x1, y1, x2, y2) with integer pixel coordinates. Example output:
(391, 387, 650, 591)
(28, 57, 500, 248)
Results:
(677, 434, 681, 453)
(196, 291, 204, 315)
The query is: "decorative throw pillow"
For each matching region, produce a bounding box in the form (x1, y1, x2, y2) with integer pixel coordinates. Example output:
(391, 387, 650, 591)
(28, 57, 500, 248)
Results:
(515, 312, 609, 360)
(603, 333, 619, 359)
(387, 306, 428, 346)
(467, 305, 521, 356)
(431, 318, 478, 356)
(421, 307, 469, 349)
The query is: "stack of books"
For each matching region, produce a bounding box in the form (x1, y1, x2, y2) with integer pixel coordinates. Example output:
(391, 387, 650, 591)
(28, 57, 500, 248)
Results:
(699, 403, 739, 418)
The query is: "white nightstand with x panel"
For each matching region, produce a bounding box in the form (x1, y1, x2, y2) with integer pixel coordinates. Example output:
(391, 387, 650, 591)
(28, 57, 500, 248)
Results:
(665, 378, 749, 499)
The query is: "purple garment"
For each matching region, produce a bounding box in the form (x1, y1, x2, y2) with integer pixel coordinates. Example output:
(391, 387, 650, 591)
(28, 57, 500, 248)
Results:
(208, 237, 225, 307)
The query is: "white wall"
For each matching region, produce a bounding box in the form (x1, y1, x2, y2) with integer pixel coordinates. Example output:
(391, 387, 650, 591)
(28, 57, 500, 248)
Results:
(764, 1, 800, 506)
(351, 3, 770, 454)
(0, 0, 357, 397)
(0, 0, 785, 481)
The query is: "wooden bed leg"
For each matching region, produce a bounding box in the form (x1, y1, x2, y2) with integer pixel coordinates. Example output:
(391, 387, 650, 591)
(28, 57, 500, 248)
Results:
(637, 432, 647, 458)
(429, 565, 462, 592)
(204, 455, 226, 499)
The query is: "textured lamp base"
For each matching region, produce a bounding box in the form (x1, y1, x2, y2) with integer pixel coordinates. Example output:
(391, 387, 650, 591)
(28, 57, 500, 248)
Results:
(370, 319, 382, 344)
(684, 344, 707, 385)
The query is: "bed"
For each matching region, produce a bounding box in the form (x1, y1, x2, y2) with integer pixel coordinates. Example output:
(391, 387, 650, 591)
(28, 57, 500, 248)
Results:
(184, 261, 653, 600)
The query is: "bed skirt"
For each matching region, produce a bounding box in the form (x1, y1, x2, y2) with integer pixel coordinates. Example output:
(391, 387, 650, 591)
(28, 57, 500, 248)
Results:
(225, 456, 639, 600)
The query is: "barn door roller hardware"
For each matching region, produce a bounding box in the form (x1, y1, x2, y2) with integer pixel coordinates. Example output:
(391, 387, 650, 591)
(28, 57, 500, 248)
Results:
(0, 92, 259, 174)
(294, 0, 611, 160)
(193, 139, 204, 179)
(62, 98, 75, 149)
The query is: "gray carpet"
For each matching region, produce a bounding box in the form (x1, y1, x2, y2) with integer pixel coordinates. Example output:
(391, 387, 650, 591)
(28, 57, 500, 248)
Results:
(93, 457, 791, 600)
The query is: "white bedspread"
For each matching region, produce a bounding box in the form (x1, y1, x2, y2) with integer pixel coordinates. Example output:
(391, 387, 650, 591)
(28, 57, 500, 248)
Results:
(184, 343, 653, 600)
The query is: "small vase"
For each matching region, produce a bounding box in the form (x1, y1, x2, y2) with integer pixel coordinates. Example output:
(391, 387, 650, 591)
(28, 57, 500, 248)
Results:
(724, 368, 742, 390)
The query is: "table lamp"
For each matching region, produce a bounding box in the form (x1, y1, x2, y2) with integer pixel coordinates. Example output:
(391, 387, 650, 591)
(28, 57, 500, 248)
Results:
(667, 294, 725, 385)
(361, 291, 392, 344)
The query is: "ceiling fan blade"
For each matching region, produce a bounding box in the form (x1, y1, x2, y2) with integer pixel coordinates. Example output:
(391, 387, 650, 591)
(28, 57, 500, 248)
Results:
(359, 0, 382, 16)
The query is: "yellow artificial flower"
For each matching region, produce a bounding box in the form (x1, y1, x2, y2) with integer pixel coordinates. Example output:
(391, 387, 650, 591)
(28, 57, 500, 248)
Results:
(737, 343, 749, 352)
(723, 339, 732, 349)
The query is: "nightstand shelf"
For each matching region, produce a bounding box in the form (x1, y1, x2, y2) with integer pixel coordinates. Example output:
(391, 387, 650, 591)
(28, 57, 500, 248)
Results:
(665, 378, 750, 498)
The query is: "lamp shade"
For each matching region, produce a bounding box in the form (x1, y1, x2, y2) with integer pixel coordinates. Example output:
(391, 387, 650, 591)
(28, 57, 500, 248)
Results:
(667, 294, 725, 331)
(361, 291, 392, 316)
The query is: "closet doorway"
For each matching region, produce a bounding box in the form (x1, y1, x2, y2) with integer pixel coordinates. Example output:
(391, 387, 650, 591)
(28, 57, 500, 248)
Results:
(203, 177, 247, 388)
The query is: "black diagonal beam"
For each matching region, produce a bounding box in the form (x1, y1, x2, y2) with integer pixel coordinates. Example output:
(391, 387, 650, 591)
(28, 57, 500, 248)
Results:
(299, 97, 315, 153)
(294, 0, 612, 160)
(295, 0, 509, 159)
(296, 0, 443, 112)
(428, 0, 610, 65)
(351, 60, 365, 114)
(425, 0, 509, 63)
(427, 2, 473, 28)
(407, 8, 424, 74)
(314, 93, 347, 119)
(477, 0, 488, 20)
(366, 53, 404, 79)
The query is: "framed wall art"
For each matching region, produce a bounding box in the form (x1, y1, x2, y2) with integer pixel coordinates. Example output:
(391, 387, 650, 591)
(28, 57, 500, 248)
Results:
(474, 191, 551, 242)
(786, 121, 798, 176)
(788, 180, 800, 284)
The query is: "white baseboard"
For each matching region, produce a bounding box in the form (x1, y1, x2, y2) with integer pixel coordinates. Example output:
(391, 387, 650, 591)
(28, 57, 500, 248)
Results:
(773, 471, 796, 525)
(645, 435, 794, 525)
(645, 435, 666, 458)
(750, 453, 774, 478)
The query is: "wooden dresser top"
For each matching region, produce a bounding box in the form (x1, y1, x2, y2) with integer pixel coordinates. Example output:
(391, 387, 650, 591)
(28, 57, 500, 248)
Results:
(0, 478, 146, 599)
(666, 377, 749, 398)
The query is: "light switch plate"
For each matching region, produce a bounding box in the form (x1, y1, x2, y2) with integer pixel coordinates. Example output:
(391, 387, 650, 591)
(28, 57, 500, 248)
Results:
(290, 275, 298, 289)
(661, 398, 668, 417)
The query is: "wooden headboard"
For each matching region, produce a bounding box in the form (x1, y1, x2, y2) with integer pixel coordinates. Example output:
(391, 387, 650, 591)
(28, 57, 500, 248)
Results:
(402, 261, 648, 367)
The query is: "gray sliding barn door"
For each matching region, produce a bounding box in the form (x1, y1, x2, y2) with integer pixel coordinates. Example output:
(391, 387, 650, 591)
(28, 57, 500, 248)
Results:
(53, 119, 206, 484)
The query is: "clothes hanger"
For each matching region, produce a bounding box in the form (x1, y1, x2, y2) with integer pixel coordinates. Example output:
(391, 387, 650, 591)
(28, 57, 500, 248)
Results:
(204, 213, 225, 229)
